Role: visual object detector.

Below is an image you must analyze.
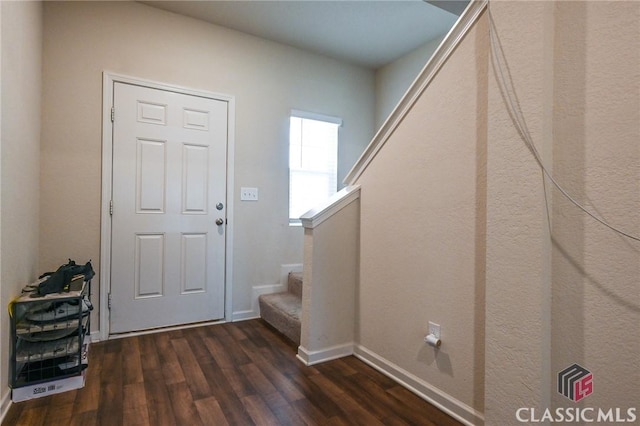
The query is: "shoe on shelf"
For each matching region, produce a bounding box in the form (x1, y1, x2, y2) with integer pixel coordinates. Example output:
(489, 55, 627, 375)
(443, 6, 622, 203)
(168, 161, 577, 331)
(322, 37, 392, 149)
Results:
(26, 299, 90, 323)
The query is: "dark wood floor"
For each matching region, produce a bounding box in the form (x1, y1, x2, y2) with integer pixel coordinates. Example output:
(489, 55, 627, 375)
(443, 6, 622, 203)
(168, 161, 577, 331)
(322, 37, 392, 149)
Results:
(4, 319, 463, 425)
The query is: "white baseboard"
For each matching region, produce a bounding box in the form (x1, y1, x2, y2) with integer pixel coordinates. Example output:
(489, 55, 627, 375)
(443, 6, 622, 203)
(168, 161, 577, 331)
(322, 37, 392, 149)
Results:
(1, 389, 11, 424)
(232, 310, 260, 322)
(296, 342, 354, 366)
(354, 345, 483, 426)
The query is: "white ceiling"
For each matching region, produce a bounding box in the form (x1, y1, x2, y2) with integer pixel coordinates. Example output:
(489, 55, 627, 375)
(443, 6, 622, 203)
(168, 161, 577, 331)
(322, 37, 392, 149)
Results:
(140, 1, 462, 69)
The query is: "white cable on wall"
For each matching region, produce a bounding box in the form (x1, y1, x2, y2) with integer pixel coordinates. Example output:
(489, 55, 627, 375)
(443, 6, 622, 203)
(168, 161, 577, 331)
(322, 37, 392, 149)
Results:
(487, 4, 640, 243)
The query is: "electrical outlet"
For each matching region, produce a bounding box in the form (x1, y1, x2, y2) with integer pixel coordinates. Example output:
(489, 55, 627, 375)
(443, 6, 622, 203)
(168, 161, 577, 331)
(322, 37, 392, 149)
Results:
(428, 321, 441, 339)
(240, 187, 259, 201)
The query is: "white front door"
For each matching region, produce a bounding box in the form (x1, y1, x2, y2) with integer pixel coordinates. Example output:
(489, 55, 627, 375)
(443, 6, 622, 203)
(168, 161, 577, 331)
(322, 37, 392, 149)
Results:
(110, 82, 228, 333)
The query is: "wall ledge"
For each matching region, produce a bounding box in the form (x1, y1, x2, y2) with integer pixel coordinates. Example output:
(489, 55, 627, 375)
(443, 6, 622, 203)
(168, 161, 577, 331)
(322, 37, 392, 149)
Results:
(300, 185, 361, 229)
(344, 0, 488, 184)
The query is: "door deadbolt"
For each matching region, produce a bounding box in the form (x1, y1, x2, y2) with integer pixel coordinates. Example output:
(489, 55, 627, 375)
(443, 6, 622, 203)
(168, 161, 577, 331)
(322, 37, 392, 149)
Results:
(216, 202, 224, 210)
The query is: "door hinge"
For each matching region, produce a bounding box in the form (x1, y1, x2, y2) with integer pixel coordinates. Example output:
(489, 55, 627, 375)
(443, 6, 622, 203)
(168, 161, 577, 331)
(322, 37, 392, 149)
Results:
(111, 107, 115, 123)
(108, 292, 112, 310)
(109, 200, 113, 216)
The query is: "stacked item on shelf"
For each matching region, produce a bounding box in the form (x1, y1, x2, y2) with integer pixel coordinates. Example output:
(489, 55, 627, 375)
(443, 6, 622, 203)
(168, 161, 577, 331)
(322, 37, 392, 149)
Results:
(9, 264, 93, 402)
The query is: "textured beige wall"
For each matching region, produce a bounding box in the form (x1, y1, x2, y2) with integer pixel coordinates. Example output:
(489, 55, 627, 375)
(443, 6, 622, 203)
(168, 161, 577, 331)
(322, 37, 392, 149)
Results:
(301, 199, 359, 353)
(550, 0, 640, 412)
(485, 1, 555, 420)
(357, 14, 488, 413)
(355, 0, 639, 422)
(0, 0, 42, 406)
(40, 1, 374, 327)
(487, 1, 640, 421)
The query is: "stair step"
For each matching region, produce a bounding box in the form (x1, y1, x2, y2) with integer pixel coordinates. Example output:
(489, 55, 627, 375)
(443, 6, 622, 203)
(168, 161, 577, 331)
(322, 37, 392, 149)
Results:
(258, 292, 301, 345)
(288, 271, 303, 298)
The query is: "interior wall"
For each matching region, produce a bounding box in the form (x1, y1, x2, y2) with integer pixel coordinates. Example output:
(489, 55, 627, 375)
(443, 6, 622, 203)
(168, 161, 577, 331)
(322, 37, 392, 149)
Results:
(355, 0, 639, 422)
(356, 15, 488, 415)
(484, 1, 555, 420)
(550, 0, 640, 413)
(0, 0, 42, 407)
(374, 35, 446, 130)
(486, 0, 640, 420)
(40, 1, 375, 327)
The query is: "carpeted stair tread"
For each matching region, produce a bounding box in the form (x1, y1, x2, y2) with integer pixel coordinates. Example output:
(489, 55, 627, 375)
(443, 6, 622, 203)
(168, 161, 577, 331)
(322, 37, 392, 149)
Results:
(258, 271, 304, 344)
(259, 291, 301, 345)
(260, 292, 301, 319)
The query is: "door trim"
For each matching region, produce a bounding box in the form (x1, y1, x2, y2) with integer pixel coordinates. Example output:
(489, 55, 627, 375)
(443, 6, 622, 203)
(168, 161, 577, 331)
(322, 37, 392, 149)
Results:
(100, 72, 235, 340)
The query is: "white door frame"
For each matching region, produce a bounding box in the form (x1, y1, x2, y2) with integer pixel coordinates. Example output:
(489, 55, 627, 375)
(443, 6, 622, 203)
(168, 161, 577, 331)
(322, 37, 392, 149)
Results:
(100, 72, 235, 340)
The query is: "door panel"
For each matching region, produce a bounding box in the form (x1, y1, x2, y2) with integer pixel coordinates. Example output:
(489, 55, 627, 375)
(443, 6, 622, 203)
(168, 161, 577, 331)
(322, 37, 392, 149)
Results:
(135, 233, 165, 298)
(110, 82, 227, 333)
(182, 144, 209, 213)
(181, 233, 207, 294)
(137, 139, 166, 213)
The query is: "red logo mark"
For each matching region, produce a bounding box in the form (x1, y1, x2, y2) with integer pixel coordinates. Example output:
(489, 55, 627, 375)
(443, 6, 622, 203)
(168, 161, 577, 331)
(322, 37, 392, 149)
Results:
(573, 372, 593, 402)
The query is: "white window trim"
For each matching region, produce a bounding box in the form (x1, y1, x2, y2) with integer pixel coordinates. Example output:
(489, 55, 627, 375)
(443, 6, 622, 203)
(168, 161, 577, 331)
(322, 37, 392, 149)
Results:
(291, 109, 343, 127)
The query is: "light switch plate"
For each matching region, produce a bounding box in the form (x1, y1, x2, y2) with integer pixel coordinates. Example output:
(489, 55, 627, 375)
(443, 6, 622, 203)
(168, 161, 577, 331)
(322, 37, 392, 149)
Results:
(240, 187, 259, 201)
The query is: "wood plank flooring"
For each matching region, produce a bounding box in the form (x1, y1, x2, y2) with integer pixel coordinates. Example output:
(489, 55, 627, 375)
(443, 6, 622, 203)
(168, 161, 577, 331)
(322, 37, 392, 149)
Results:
(3, 319, 463, 426)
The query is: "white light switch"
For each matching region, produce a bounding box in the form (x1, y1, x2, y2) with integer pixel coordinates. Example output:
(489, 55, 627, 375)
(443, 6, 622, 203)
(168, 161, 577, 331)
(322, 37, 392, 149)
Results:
(240, 187, 259, 201)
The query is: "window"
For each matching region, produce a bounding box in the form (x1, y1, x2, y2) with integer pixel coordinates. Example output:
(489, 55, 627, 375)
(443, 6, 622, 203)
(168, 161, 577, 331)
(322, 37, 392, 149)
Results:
(289, 110, 341, 225)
